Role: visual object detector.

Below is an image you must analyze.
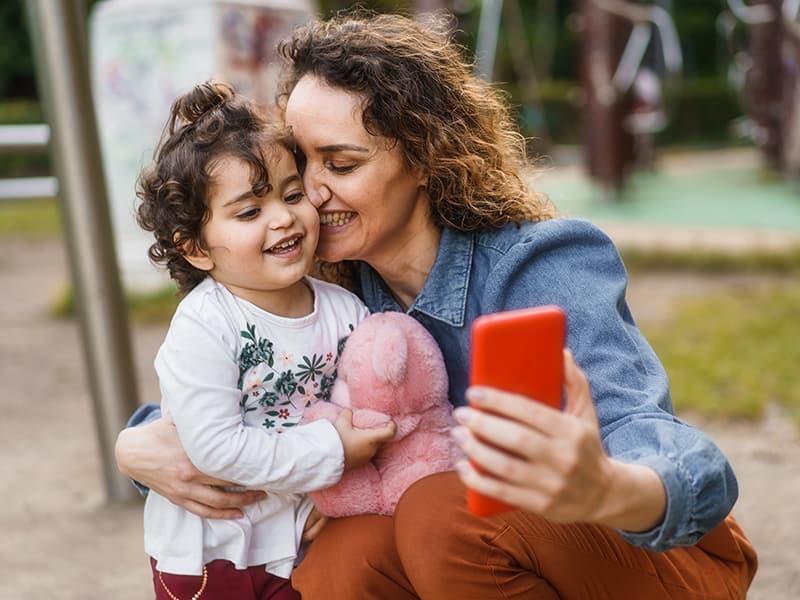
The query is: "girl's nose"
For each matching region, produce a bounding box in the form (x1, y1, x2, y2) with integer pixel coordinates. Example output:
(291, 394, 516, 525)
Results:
(268, 205, 297, 229)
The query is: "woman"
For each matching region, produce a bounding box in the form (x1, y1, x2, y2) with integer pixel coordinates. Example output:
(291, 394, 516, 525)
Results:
(117, 10, 757, 599)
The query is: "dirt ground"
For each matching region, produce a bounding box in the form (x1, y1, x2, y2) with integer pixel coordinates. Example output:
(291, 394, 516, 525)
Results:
(1, 236, 798, 599)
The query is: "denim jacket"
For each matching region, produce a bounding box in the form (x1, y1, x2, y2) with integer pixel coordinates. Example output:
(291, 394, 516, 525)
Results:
(130, 218, 737, 553)
(359, 218, 738, 553)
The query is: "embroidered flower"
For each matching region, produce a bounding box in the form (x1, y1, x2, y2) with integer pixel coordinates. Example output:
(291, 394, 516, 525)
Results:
(297, 354, 325, 383)
(274, 370, 297, 396)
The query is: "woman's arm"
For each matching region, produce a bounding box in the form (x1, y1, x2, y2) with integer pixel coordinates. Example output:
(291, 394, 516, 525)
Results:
(115, 406, 395, 516)
(452, 350, 667, 532)
(470, 219, 737, 551)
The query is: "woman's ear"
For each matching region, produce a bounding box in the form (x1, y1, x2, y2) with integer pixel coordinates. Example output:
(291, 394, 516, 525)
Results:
(414, 165, 429, 188)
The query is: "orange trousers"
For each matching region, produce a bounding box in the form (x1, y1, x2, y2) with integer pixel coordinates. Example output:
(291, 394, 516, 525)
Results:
(293, 472, 757, 599)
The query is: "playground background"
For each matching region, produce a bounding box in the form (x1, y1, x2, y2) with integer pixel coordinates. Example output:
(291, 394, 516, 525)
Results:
(1, 146, 799, 600)
(1, 1, 799, 598)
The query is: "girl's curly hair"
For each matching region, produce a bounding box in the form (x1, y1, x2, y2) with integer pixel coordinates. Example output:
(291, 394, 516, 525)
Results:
(136, 80, 290, 296)
(276, 9, 556, 289)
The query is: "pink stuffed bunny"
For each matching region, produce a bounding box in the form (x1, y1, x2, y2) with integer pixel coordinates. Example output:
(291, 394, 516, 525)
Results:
(301, 312, 458, 517)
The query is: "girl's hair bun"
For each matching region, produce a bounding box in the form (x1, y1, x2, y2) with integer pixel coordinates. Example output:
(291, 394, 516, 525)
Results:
(170, 80, 234, 132)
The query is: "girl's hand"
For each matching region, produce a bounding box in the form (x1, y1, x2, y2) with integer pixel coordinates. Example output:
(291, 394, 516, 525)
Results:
(115, 415, 266, 519)
(302, 506, 329, 543)
(452, 350, 666, 532)
(333, 408, 397, 470)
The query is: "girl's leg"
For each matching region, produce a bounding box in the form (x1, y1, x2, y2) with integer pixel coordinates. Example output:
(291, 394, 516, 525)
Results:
(249, 566, 299, 600)
(151, 558, 273, 600)
(292, 514, 418, 600)
(394, 472, 757, 600)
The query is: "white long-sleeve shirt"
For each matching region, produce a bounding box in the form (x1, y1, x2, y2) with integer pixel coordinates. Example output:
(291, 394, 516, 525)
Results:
(144, 276, 369, 577)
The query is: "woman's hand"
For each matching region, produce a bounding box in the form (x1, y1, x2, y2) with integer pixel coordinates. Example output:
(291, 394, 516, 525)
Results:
(115, 415, 266, 519)
(452, 350, 666, 532)
(302, 506, 329, 543)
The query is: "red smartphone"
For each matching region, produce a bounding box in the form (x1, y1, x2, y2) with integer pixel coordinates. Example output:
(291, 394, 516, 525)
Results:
(467, 305, 566, 516)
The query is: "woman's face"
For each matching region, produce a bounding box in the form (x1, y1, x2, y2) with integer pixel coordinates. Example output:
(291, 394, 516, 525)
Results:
(284, 75, 430, 267)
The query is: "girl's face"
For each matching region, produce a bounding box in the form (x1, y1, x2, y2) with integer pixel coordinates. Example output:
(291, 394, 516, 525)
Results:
(284, 75, 430, 268)
(186, 147, 319, 314)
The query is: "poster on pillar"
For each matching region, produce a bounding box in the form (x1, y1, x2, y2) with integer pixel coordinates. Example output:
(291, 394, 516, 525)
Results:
(89, 0, 316, 291)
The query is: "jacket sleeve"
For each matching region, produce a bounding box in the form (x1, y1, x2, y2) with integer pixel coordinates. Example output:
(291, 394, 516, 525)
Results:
(154, 305, 344, 494)
(483, 218, 738, 552)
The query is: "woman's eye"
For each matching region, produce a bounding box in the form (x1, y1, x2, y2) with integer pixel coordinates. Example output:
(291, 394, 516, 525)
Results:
(326, 162, 355, 174)
(237, 208, 260, 220)
(285, 191, 305, 205)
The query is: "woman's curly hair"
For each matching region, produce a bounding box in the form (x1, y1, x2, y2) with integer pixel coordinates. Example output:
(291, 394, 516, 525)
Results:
(136, 80, 290, 296)
(275, 9, 556, 289)
(277, 9, 555, 229)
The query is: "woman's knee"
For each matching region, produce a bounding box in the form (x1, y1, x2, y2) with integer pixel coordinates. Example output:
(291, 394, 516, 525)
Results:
(293, 516, 390, 593)
(394, 472, 560, 599)
(394, 472, 468, 554)
(293, 514, 416, 600)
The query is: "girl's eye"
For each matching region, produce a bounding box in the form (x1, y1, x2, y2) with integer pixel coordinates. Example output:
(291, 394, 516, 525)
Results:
(237, 208, 260, 220)
(285, 191, 305, 205)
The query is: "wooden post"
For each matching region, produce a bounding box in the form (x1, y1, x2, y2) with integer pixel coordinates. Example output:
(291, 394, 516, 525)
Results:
(745, 0, 784, 170)
(578, 0, 634, 197)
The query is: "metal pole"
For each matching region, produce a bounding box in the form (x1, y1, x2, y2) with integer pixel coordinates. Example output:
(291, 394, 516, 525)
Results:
(25, 0, 140, 502)
(475, 0, 504, 81)
(0, 124, 50, 155)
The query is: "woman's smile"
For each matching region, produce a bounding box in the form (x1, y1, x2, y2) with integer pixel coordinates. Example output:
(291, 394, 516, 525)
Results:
(285, 75, 438, 274)
(318, 211, 357, 229)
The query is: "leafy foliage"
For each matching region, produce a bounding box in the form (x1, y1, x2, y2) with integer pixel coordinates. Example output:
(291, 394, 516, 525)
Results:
(0, 2, 36, 99)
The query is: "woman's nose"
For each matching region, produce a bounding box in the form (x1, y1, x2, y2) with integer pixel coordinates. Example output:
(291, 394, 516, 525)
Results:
(303, 169, 331, 209)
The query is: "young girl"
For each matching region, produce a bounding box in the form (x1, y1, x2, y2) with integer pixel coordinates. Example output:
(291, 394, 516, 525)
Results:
(135, 80, 392, 600)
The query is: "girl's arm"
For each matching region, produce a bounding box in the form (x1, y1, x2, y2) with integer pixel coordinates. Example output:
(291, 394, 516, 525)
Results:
(156, 307, 346, 494)
(115, 413, 265, 519)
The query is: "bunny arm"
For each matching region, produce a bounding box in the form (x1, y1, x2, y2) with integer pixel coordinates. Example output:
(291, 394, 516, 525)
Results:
(351, 407, 394, 429)
(309, 462, 385, 517)
(301, 400, 343, 425)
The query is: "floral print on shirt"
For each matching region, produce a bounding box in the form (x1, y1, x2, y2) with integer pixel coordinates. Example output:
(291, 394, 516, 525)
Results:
(237, 322, 353, 432)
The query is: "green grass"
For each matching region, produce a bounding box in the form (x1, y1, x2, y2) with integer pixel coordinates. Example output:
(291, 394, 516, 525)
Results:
(50, 282, 180, 324)
(0, 197, 60, 238)
(621, 246, 800, 274)
(642, 282, 800, 427)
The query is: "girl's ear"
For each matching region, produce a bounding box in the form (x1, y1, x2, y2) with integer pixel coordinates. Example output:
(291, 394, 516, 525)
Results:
(180, 239, 214, 272)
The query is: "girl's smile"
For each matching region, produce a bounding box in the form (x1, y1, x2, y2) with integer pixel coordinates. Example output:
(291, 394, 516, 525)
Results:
(184, 148, 319, 317)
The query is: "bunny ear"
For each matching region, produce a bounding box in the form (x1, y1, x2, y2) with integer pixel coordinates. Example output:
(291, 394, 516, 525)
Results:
(371, 315, 408, 386)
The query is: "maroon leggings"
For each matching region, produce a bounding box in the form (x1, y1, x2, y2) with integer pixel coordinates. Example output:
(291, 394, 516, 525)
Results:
(150, 558, 300, 600)
(293, 472, 757, 600)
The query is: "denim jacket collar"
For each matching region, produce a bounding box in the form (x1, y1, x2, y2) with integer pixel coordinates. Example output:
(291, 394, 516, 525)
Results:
(359, 227, 473, 327)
